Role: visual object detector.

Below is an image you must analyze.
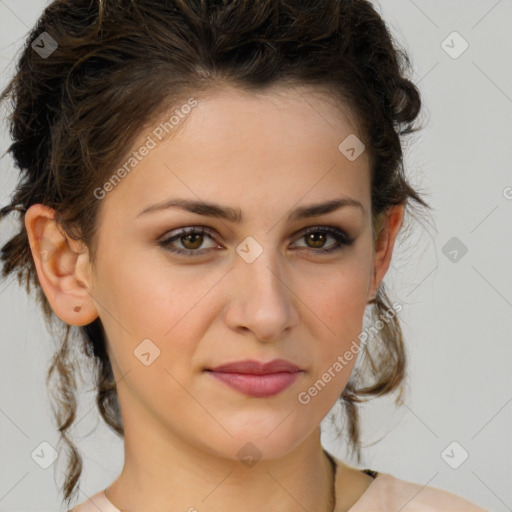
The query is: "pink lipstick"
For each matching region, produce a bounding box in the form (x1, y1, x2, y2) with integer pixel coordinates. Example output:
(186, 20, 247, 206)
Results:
(205, 359, 303, 398)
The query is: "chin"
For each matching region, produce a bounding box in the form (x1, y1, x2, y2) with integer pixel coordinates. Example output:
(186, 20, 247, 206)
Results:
(197, 423, 312, 464)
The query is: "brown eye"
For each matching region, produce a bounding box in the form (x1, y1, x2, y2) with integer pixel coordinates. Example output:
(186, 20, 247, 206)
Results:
(180, 232, 204, 250)
(293, 226, 354, 254)
(159, 225, 354, 258)
(159, 227, 218, 256)
(304, 231, 328, 249)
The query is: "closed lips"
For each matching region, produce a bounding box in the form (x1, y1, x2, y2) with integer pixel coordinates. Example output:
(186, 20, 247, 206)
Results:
(205, 359, 304, 398)
(206, 359, 302, 374)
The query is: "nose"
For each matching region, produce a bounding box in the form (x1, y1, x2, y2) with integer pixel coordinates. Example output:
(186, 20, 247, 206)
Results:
(223, 247, 300, 342)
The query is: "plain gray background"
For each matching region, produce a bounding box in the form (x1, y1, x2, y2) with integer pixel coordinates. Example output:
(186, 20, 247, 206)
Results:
(1, 1, 511, 511)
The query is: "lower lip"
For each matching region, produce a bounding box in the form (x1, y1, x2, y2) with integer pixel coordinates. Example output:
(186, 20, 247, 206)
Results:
(207, 371, 302, 398)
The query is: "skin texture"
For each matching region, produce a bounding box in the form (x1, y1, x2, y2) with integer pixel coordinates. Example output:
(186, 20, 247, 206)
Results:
(25, 85, 404, 512)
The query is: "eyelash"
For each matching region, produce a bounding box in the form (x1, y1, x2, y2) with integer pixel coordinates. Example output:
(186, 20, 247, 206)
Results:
(158, 225, 354, 257)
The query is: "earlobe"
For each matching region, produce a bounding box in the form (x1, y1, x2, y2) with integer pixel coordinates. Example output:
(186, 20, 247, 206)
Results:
(24, 204, 98, 326)
(367, 203, 405, 301)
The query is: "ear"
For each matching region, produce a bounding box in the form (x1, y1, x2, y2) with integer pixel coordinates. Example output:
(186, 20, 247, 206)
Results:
(367, 203, 405, 301)
(24, 204, 98, 326)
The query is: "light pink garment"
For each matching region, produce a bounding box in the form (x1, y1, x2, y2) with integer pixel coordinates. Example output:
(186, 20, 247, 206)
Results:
(70, 454, 489, 512)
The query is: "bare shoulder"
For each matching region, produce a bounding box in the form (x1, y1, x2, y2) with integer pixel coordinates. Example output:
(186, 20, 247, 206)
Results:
(330, 454, 489, 512)
(373, 472, 490, 511)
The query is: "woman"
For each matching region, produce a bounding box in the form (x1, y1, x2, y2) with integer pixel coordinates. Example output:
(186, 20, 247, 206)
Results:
(0, 0, 489, 511)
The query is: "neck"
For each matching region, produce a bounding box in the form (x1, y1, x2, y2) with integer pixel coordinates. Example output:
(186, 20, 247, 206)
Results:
(105, 425, 336, 512)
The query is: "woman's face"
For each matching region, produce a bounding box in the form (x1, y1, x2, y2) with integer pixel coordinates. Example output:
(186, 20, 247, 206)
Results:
(82, 85, 397, 461)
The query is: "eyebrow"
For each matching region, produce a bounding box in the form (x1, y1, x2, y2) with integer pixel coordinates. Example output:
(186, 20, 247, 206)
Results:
(137, 196, 364, 222)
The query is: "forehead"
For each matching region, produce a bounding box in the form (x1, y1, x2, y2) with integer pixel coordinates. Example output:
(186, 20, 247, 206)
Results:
(187, 83, 362, 139)
(97, 84, 371, 222)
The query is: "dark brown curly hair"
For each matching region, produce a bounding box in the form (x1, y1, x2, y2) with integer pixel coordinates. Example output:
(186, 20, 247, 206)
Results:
(0, 0, 431, 508)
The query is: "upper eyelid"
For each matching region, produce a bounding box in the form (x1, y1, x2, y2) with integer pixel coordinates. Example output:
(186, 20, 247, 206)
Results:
(160, 225, 350, 250)
(161, 224, 347, 241)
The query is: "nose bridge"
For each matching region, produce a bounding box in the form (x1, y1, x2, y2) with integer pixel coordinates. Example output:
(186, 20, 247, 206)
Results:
(228, 233, 299, 338)
(238, 233, 288, 300)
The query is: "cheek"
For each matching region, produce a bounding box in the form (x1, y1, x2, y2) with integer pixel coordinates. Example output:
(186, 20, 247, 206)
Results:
(94, 239, 187, 326)
(299, 260, 370, 392)
(94, 255, 216, 377)
(303, 261, 370, 330)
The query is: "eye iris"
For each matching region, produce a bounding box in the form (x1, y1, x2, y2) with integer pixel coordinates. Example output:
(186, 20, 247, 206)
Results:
(306, 232, 326, 249)
(182, 233, 203, 250)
